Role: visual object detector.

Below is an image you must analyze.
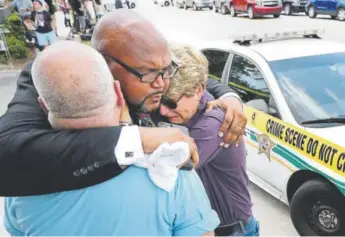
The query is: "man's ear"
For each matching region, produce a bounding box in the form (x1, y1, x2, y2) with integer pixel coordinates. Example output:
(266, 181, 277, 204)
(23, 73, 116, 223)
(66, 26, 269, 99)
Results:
(37, 97, 48, 114)
(114, 80, 125, 107)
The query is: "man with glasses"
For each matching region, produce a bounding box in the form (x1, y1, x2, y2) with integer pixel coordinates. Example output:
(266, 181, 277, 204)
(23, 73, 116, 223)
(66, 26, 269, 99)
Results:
(100, 51, 180, 127)
(0, 9, 246, 197)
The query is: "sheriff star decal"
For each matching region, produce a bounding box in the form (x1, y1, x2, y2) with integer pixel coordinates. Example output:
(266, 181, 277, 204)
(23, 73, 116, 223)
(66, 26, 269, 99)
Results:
(256, 133, 276, 162)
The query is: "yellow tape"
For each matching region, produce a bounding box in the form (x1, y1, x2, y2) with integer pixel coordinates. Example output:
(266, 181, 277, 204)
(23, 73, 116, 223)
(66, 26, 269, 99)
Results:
(245, 106, 345, 178)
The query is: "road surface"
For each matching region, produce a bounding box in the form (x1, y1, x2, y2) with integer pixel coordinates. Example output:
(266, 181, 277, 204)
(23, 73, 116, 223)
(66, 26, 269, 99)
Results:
(1, 1, 345, 235)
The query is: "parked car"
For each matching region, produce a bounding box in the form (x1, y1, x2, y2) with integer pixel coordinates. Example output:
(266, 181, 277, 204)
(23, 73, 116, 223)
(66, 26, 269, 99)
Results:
(228, 0, 283, 19)
(213, 0, 228, 12)
(154, 0, 172, 6)
(103, 0, 137, 9)
(305, 0, 345, 21)
(282, 0, 308, 15)
(184, 0, 214, 10)
(122, 0, 137, 8)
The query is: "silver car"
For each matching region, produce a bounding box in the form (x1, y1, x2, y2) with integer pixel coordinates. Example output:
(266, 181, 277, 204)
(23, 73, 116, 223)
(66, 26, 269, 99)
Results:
(184, 0, 213, 10)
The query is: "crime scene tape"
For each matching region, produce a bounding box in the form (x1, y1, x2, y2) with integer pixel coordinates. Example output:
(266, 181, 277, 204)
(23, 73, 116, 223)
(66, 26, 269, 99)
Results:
(245, 106, 345, 180)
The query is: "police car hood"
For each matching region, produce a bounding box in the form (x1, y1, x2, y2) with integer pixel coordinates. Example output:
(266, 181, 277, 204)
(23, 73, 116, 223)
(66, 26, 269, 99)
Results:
(306, 126, 345, 147)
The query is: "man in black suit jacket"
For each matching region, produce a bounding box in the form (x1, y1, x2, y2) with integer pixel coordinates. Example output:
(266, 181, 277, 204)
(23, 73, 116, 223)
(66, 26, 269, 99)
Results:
(0, 10, 246, 197)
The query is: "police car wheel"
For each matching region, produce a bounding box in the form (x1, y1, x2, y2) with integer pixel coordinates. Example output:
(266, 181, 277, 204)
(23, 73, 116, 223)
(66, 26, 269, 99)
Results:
(290, 179, 345, 236)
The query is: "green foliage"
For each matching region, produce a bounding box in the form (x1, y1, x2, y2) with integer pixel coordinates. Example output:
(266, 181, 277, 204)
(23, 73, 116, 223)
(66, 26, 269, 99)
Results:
(4, 12, 26, 43)
(0, 53, 8, 64)
(5, 35, 28, 59)
(2, 12, 28, 60)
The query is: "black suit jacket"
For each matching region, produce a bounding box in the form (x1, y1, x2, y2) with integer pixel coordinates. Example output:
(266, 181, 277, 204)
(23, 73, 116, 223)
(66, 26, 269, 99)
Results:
(0, 61, 235, 196)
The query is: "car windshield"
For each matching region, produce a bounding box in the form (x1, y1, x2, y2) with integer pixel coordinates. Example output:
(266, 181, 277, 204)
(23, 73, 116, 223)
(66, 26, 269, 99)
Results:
(269, 52, 345, 128)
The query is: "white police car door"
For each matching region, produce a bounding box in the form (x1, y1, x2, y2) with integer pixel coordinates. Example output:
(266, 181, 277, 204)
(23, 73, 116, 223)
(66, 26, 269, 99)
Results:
(226, 53, 287, 197)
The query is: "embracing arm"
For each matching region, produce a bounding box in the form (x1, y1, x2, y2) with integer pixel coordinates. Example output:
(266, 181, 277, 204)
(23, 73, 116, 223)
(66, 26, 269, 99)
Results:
(205, 79, 246, 147)
(189, 110, 224, 169)
(0, 62, 126, 196)
(0, 62, 199, 196)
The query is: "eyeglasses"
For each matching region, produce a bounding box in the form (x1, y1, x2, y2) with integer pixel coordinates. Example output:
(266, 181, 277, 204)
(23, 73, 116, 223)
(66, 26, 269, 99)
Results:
(161, 94, 184, 110)
(101, 52, 180, 83)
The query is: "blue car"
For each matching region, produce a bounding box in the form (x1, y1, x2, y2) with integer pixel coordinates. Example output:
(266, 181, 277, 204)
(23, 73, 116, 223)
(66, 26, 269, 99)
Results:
(305, 0, 345, 20)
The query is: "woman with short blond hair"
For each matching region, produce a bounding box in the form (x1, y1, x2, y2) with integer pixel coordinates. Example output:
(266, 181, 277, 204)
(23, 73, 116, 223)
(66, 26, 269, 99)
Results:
(160, 44, 259, 236)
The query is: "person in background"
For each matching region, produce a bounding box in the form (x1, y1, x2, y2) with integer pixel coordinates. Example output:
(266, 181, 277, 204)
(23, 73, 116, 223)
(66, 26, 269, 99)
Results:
(9, 0, 33, 19)
(23, 15, 37, 44)
(43, 0, 58, 35)
(58, 0, 71, 27)
(93, 0, 105, 18)
(160, 44, 258, 236)
(4, 40, 220, 236)
(31, 0, 57, 49)
(68, 0, 86, 33)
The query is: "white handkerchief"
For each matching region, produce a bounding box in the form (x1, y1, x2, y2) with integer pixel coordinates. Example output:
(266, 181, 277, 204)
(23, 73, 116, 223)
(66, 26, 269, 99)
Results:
(134, 142, 190, 192)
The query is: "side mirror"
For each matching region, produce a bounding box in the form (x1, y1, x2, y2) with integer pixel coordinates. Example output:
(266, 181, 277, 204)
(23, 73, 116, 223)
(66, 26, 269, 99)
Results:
(246, 99, 269, 114)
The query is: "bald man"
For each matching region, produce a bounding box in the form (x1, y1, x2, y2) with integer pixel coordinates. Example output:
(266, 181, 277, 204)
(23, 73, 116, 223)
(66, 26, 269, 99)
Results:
(0, 10, 245, 196)
(4, 41, 220, 236)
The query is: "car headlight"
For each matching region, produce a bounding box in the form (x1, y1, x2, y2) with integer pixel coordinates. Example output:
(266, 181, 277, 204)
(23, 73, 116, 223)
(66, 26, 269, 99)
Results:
(255, 0, 263, 5)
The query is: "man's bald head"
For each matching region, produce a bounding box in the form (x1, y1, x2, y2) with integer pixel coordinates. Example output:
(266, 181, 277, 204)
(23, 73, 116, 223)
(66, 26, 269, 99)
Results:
(90, 10, 172, 112)
(32, 41, 118, 127)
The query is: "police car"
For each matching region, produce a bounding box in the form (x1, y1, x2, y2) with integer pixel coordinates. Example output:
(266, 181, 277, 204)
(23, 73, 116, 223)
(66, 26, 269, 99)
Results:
(169, 29, 345, 236)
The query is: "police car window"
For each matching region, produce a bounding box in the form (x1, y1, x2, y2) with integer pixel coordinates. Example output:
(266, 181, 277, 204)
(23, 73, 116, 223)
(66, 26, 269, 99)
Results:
(228, 54, 270, 104)
(270, 52, 345, 127)
(202, 50, 229, 79)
